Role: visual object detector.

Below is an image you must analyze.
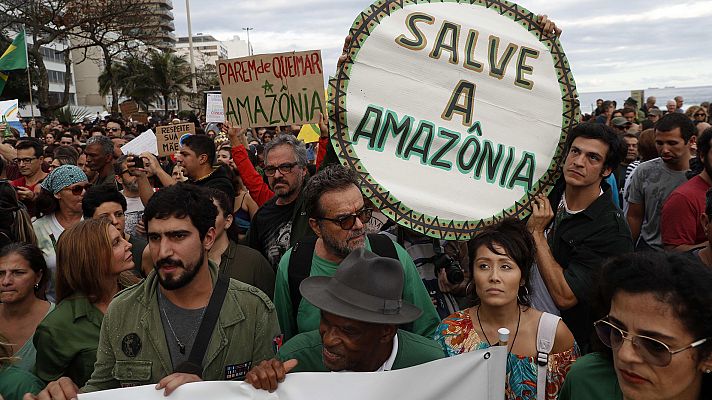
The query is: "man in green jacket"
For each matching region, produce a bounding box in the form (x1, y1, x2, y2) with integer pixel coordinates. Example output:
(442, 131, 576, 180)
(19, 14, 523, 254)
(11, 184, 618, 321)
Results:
(245, 248, 445, 391)
(27, 184, 280, 400)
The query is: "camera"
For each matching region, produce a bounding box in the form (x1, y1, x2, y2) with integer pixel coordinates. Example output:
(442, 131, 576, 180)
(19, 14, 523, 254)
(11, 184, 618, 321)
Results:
(129, 155, 144, 169)
(432, 253, 464, 285)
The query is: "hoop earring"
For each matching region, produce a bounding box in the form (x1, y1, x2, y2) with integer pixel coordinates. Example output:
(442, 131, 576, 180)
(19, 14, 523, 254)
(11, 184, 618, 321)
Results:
(517, 285, 530, 304)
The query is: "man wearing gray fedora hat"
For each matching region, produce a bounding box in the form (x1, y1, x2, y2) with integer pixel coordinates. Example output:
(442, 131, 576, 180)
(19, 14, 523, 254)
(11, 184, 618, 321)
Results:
(245, 248, 445, 391)
(273, 165, 439, 340)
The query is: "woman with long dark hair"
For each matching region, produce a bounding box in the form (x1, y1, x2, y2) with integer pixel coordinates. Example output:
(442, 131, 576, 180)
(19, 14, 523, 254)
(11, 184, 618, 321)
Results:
(434, 219, 578, 400)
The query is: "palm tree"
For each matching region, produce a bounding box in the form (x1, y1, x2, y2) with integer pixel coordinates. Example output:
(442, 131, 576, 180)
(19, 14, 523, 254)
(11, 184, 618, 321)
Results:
(145, 50, 192, 117)
(98, 50, 192, 117)
(98, 56, 156, 112)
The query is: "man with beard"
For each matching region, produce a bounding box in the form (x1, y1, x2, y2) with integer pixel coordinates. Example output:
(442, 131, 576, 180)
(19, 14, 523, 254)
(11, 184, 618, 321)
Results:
(626, 113, 697, 251)
(114, 155, 144, 237)
(661, 127, 712, 252)
(273, 165, 439, 340)
(241, 132, 313, 268)
(27, 184, 280, 399)
(245, 248, 444, 391)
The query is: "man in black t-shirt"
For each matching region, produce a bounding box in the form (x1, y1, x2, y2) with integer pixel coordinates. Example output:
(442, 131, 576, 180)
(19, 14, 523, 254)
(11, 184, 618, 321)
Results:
(248, 134, 312, 268)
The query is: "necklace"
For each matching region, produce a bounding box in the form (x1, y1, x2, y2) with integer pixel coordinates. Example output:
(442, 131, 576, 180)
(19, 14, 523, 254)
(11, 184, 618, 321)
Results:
(476, 305, 521, 354)
(158, 289, 206, 355)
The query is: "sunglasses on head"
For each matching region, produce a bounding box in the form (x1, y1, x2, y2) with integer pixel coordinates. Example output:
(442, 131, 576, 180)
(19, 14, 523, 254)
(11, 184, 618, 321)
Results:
(594, 318, 708, 367)
(317, 207, 373, 230)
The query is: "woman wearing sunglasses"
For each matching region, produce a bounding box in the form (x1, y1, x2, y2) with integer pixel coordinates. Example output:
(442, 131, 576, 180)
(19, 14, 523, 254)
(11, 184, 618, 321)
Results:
(559, 251, 712, 400)
(32, 165, 89, 302)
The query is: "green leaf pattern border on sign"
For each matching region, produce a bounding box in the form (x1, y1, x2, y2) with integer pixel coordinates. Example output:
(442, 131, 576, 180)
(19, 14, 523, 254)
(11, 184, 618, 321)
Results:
(327, 0, 580, 241)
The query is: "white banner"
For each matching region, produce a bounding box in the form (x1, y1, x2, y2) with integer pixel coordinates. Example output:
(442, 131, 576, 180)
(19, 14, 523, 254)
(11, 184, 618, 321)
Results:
(206, 93, 225, 123)
(79, 347, 505, 400)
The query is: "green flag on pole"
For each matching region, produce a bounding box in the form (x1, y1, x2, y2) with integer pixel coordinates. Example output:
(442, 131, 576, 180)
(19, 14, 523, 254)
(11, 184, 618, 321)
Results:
(0, 30, 29, 95)
(0, 30, 28, 70)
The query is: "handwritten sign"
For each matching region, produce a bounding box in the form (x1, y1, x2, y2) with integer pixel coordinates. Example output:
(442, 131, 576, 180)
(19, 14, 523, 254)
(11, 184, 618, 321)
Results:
(216, 50, 325, 128)
(155, 123, 195, 156)
(119, 101, 139, 116)
(129, 112, 149, 124)
(329, 0, 578, 240)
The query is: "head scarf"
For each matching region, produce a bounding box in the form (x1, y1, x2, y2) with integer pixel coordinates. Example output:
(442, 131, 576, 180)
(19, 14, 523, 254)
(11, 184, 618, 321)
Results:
(40, 164, 88, 194)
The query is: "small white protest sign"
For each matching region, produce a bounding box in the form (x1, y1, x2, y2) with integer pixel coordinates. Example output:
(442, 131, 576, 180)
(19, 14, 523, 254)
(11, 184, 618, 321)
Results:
(121, 129, 158, 156)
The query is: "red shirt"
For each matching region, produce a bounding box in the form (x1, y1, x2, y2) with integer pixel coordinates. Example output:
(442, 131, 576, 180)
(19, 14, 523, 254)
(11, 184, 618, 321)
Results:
(661, 175, 711, 247)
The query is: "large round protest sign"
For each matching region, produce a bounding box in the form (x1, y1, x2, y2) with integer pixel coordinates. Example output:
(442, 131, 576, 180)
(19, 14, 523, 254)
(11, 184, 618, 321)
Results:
(328, 0, 578, 240)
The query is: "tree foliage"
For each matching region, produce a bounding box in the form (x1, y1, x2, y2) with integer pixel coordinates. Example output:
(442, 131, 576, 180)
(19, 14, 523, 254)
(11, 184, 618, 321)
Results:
(99, 49, 192, 117)
(0, 0, 166, 117)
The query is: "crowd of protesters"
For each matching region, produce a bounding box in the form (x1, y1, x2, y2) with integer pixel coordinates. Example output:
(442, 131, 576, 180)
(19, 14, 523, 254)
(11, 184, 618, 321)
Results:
(1, 18, 712, 400)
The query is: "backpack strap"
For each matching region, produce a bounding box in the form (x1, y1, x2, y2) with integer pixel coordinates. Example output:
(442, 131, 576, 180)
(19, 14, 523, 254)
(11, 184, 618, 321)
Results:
(287, 236, 318, 332)
(536, 312, 561, 400)
(367, 233, 398, 260)
(173, 273, 230, 378)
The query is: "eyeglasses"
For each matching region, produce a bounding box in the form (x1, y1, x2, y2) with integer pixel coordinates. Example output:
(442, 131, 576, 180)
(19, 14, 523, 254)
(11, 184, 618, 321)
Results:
(694, 113, 707, 118)
(594, 318, 708, 367)
(13, 157, 37, 164)
(67, 184, 91, 196)
(264, 162, 299, 177)
(109, 127, 120, 132)
(317, 207, 372, 230)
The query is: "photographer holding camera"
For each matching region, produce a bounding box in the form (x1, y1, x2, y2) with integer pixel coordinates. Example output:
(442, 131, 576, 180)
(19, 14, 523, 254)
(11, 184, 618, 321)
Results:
(383, 226, 469, 319)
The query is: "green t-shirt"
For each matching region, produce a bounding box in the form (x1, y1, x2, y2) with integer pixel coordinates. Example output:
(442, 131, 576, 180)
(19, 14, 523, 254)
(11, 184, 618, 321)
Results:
(274, 237, 440, 340)
(0, 365, 44, 400)
(278, 329, 445, 372)
(559, 352, 623, 400)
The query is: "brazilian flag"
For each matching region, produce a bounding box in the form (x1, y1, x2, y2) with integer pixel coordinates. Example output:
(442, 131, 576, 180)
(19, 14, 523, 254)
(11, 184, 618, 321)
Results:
(0, 30, 28, 96)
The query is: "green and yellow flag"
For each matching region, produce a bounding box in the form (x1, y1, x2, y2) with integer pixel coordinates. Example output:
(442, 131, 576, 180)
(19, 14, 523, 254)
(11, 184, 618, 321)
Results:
(0, 30, 28, 95)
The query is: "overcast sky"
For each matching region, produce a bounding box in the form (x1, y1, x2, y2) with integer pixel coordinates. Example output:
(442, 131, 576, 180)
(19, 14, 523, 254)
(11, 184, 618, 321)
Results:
(173, 0, 712, 93)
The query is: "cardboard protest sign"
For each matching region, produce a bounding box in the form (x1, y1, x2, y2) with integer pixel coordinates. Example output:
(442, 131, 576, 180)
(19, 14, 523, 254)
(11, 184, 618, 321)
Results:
(206, 92, 225, 123)
(329, 0, 578, 240)
(130, 112, 149, 124)
(119, 101, 139, 116)
(216, 50, 325, 128)
(155, 123, 195, 156)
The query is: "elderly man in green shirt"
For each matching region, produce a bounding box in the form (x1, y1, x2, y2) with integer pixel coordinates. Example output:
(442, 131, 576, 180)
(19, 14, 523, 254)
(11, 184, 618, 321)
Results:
(246, 248, 445, 391)
(26, 184, 280, 400)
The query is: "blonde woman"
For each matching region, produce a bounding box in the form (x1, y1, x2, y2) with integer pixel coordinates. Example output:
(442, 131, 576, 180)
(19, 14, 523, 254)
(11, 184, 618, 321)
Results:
(33, 218, 134, 386)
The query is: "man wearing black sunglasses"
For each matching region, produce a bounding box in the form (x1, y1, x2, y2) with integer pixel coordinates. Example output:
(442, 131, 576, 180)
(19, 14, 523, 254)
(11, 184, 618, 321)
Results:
(273, 164, 439, 340)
